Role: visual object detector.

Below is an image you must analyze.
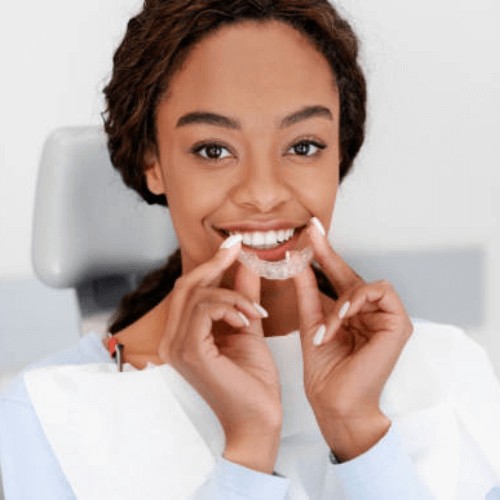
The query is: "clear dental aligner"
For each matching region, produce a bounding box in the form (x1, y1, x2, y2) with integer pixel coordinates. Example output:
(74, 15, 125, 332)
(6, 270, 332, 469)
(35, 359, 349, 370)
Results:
(237, 246, 314, 280)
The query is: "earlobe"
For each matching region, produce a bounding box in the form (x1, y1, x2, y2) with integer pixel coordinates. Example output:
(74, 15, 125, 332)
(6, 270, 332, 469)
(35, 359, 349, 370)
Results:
(144, 160, 166, 196)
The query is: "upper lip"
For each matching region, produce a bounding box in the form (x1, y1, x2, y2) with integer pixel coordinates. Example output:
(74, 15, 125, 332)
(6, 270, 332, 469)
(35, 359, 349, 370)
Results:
(214, 220, 306, 233)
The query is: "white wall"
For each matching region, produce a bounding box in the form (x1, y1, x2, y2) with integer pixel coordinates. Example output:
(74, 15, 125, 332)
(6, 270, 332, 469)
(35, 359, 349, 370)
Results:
(331, 0, 500, 366)
(0, 1, 499, 358)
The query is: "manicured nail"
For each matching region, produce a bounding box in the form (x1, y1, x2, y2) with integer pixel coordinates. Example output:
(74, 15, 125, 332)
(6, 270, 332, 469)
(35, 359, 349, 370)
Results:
(237, 311, 250, 327)
(313, 324, 326, 346)
(220, 234, 243, 249)
(339, 301, 350, 319)
(253, 302, 269, 318)
(310, 217, 326, 237)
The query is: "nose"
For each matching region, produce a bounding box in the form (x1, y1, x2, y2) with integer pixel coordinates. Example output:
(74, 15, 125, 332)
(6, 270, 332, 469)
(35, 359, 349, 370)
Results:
(230, 156, 292, 212)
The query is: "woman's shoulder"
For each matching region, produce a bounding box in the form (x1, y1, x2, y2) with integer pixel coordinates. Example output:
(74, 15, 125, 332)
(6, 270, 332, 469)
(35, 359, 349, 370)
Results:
(410, 317, 491, 367)
(1, 332, 110, 406)
(404, 317, 500, 399)
(383, 317, 498, 414)
(406, 318, 500, 479)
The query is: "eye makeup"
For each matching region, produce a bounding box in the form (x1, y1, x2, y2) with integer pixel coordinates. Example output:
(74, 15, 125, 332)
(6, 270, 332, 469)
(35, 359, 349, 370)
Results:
(284, 137, 327, 157)
(189, 140, 236, 162)
(189, 137, 327, 163)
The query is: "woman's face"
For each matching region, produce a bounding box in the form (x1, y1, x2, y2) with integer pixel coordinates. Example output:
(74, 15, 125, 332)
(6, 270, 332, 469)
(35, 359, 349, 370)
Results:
(146, 20, 340, 277)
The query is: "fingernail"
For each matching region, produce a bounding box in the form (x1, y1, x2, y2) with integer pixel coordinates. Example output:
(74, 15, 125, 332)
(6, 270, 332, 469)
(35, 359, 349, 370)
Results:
(339, 301, 350, 319)
(313, 324, 326, 346)
(253, 302, 269, 318)
(237, 311, 250, 327)
(220, 234, 243, 249)
(310, 217, 326, 237)
(285, 251, 291, 261)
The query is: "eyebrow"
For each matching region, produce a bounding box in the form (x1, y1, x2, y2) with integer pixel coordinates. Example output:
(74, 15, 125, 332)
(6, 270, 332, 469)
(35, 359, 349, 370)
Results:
(280, 105, 333, 128)
(175, 105, 333, 129)
(176, 112, 240, 129)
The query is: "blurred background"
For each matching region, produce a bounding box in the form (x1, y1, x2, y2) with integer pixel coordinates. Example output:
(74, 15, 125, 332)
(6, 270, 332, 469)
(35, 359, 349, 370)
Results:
(0, 0, 499, 386)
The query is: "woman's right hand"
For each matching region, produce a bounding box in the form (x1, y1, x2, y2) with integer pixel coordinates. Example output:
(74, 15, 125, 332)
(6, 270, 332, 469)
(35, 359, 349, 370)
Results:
(158, 236, 282, 473)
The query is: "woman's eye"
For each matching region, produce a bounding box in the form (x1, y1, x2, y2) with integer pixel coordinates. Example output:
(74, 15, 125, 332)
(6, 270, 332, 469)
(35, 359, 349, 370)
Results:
(192, 143, 232, 161)
(287, 140, 326, 157)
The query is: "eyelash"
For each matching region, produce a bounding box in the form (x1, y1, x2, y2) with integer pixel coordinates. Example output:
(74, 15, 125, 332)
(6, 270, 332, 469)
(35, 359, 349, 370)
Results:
(190, 142, 229, 162)
(190, 138, 327, 163)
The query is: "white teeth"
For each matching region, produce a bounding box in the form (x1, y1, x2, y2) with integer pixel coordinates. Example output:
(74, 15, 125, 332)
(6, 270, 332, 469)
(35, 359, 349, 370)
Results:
(227, 228, 296, 249)
(280, 229, 294, 242)
(241, 233, 253, 246)
(264, 231, 278, 245)
(252, 232, 265, 246)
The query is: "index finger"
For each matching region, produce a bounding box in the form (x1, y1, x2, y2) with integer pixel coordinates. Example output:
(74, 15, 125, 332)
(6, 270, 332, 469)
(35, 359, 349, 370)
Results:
(233, 261, 264, 336)
(307, 218, 364, 295)
(175, 234, 243, 292)
(163, 235, 243, 347)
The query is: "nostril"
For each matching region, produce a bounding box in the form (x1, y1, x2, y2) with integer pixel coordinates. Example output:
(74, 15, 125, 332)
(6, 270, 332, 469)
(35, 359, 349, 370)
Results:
(230, 171, 292, 211)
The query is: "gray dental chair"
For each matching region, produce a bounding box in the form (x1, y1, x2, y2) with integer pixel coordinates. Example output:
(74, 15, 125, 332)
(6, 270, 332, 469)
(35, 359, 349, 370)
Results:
(32, 126, 178, 333)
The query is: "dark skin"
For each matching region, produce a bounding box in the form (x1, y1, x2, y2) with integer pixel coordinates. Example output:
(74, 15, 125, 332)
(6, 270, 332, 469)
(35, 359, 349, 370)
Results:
(112, 20, 413, 471)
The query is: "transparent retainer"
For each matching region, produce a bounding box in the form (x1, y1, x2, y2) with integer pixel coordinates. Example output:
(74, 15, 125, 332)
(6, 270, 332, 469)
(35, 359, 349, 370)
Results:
(237, 246, 314, 280)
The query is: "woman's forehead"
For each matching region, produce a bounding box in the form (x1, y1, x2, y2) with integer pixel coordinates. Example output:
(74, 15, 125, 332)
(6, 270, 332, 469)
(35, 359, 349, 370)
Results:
(159, 20, 339, 127)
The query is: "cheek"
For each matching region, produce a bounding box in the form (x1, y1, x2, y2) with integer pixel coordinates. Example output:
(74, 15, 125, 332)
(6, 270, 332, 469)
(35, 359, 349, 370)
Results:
(294, 165, 338, 215)
(166, 190, 222, 269)
(164, 173, 227, 239)
(168, 188, 219, 228)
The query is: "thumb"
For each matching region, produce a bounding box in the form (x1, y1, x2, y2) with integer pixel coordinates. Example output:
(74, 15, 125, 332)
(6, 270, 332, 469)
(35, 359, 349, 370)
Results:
(293, 265, 326, 350)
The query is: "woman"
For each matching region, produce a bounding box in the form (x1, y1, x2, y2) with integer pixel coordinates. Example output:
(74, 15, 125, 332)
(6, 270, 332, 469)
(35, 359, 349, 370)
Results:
(1, 1, 500, 498)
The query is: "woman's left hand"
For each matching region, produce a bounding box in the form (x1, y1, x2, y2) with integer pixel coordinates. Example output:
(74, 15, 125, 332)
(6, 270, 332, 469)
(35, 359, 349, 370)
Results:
(293, 218, 414, 462)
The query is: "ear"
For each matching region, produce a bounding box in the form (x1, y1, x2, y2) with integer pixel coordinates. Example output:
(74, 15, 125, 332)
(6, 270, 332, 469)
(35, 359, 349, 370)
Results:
(144, 153, 167, 196)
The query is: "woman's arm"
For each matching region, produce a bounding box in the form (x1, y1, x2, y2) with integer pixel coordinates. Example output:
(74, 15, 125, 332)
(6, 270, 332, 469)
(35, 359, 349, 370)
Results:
(158, 236, 283, 473)
(293, 218, 413, 460)
(293, 218, 433, 497)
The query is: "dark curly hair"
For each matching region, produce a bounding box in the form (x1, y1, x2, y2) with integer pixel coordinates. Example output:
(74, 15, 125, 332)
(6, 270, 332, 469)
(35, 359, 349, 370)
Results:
(103, 0, 367, 334)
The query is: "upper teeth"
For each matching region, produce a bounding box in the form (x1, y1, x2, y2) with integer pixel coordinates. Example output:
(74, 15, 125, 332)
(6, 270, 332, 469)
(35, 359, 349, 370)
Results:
(228, 228, 295, 249)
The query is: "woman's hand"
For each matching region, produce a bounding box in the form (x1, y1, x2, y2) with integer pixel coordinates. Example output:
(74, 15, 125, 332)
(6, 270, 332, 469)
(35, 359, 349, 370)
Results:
(158, 236, 282, 473)
(293, 218, 414, 462)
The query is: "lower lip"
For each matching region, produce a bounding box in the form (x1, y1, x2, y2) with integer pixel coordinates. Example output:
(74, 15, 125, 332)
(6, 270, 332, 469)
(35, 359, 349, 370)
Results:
(241, 228, 304, 262)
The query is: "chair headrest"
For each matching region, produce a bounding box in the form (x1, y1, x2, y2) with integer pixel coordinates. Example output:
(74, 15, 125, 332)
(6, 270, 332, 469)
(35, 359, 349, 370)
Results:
(32, 127, 177, 288)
